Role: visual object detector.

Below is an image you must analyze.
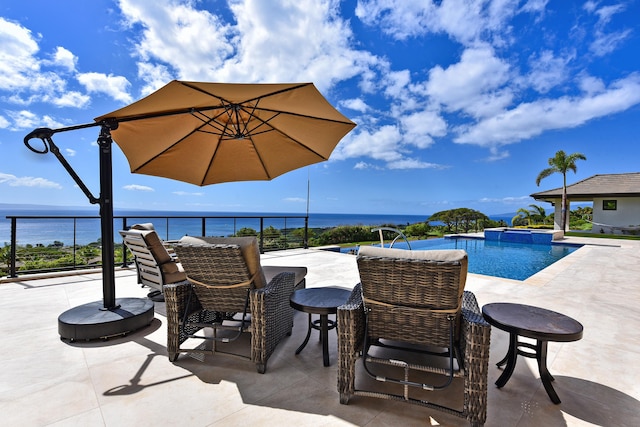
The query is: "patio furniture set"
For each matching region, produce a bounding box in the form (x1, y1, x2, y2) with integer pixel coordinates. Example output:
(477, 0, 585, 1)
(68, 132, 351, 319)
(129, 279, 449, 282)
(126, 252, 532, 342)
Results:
(120, 224, 583, 427)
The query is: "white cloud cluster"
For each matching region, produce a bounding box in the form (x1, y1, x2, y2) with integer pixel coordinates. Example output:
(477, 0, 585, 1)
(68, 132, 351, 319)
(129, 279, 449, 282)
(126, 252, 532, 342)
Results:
(0, 17, 132, 128)
(173, 191, 204, 196)
(345, 0, 638, 163)
(1, 0, 638, 173)
(123, 184, 154, 192)
(118, 0, 376, 93)
(0, 172, 62, 189)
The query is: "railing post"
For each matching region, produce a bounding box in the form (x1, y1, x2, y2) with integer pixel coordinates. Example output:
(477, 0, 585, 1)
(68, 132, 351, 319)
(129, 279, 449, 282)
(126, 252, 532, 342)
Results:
(121, 218, 128, 267)
(283, 217, 287, 250)
(72, 218, 77, 269)
(304, 216, 309, 249)
(259, 217, 264, 253)
(201, 217, 206, 237)
(10, 217, 17, 278)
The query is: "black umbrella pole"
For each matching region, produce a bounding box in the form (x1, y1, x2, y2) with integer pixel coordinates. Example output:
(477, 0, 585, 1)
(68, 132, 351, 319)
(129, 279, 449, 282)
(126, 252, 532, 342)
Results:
(98, 126, 117, 309)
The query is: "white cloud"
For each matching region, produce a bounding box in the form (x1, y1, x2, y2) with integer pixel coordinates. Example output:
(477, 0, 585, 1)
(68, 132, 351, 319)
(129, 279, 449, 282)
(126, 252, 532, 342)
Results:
(283, 197, 306, 203)
(589, 28, 631, 56)
(400, 110, 447, 149)
(426, 46, 513, 118)
(6, 110, 64, 131)
(355, 0, 526, 45)
(387, 158, 447, 170)
(0, 18, 90, 109)
(526, 50, 572, 94)
(583, 1, 631, 56)
(333, 125, 403, 162)
(454, 73, 640, 146)
(118, 0, 378, 93)
(340, 98, 370, 113)
(65, 148, 76, 157)
(0, 17, 40, 91)
(479, 195, 530, 204)
(49, 47, 77, 72)
(579, 75, 606, 95)
(172, 191, 204, 196)
(123, 184, 154, 191)
(354, 161, 378, 170)
(0, 172, 62, 189)
(77, 72, 133, 103)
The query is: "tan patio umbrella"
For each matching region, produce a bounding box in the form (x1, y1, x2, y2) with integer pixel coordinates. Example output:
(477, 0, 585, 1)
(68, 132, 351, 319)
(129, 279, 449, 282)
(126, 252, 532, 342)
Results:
(24, 80, 354, 341)
(95, 80, 356, 186)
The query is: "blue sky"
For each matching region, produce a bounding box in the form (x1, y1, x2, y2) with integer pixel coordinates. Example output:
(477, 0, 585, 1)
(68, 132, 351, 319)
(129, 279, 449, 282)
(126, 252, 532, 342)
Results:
(1, 0, 639, 216)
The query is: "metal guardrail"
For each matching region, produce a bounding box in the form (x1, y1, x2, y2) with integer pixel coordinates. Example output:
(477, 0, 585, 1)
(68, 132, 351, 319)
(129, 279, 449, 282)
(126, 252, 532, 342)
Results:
(3, 214, 309, 278)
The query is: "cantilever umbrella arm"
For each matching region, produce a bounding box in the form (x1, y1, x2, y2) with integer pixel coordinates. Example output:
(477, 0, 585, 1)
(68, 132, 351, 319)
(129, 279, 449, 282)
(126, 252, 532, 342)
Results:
(23, 120, 122, 310)
(23, 119, 154, 341)
(25, 125, 100, 205)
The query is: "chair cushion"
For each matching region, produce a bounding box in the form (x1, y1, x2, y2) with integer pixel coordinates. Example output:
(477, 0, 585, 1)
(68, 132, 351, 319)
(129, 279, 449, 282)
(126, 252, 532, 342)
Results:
(263, 265, 307, 289)
(161, 262, 187, 283)
(179, 236, 267, 289)
(139, 229, 173, 265)
(131, 223, 156, 231)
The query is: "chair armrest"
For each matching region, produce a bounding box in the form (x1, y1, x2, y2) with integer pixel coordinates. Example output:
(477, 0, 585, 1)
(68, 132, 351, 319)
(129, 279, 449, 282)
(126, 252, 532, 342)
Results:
(337, 283, 366, 353)
(337, 283, 365, 401)
(164, 281, 202, 321)
(250, 271, 296, 366)
(459, 291, 491, 424)
(460, 291, 491, 354)
(258, 271, 296, 298)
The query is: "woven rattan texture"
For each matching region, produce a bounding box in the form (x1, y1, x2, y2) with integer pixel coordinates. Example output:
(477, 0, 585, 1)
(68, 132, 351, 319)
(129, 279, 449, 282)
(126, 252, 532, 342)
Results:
(165, 243, 295, 373)
(337, 284, 491, 426)
(358, 255, 464, 347)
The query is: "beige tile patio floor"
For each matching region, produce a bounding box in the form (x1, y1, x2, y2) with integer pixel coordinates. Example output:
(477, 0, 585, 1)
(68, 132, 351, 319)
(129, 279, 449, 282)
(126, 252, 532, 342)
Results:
(1, 236, 639, 426)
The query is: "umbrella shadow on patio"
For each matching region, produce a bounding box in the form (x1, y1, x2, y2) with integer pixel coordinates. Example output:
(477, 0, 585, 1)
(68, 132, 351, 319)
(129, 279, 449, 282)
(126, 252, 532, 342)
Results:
(541, 375, 640, 426)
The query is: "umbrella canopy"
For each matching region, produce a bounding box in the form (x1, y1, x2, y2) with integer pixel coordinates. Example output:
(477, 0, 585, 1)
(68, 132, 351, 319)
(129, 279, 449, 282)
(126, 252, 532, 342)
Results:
(95, 81, 356, 186)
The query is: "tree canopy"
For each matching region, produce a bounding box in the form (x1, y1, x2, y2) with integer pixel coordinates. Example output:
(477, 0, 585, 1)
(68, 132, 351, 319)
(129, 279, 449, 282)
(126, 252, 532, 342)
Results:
(428, 208, 489, 232)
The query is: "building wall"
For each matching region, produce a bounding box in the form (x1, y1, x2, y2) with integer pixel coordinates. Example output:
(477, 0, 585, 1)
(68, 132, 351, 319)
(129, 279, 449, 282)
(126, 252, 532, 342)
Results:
(592, 196, 640, 234)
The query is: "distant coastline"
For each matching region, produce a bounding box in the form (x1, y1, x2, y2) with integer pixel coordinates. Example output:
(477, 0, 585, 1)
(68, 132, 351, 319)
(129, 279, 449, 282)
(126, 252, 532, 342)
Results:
(1, 205, 513, 246)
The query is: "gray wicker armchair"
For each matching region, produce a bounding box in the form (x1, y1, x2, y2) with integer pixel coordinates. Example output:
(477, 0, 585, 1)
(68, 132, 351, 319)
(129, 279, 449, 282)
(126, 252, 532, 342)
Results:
(164, 237, 299, 373)
(337, 246, 491, 427)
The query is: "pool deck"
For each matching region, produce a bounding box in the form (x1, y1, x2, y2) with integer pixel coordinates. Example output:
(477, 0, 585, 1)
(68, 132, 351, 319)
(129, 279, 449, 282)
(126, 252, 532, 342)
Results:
(1, 235, 639, 426)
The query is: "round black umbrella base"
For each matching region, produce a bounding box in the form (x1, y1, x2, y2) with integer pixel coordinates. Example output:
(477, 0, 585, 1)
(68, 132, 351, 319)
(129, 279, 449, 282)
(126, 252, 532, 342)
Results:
(58, 297, 154, 341)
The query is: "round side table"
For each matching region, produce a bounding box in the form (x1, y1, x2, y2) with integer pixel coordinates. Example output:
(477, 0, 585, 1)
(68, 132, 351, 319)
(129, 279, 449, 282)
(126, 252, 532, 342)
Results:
(482, 302, 583, 404)
(290, 287, 351, 366)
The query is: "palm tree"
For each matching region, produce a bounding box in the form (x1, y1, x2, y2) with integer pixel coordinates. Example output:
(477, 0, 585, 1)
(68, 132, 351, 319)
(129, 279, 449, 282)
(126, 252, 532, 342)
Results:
(512, 208, 532, 226)
(528, 204, 547, 224)
(536, 150, 587, 231)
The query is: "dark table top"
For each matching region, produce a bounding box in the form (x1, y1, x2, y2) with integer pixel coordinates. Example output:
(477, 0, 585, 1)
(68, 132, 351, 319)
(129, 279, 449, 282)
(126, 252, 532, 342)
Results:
(482, 302, 583, 342)
(290, 287, 351, 315)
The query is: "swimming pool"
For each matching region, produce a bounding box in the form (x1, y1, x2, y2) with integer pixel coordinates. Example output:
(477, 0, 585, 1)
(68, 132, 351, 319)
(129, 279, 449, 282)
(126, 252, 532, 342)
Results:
(347, 237, 581, 281)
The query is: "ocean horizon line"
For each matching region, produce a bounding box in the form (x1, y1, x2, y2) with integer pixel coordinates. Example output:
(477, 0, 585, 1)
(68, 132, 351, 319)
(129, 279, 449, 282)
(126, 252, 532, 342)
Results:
(0, 202, 517, 218)
(1, 207, 513, 246)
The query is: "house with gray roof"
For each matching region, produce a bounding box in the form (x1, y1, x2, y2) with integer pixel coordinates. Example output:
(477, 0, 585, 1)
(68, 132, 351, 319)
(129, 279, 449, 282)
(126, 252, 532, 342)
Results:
(530, 172, 640, 234)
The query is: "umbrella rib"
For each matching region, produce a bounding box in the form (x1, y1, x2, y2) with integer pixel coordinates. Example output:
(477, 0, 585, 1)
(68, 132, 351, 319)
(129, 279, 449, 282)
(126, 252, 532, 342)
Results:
(179, 81, 312, 107)
(131, 110, 227, 174)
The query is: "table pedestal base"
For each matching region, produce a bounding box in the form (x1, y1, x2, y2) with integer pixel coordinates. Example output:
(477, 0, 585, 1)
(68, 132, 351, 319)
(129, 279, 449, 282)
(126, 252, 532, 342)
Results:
(295, 313, 337, 366)
(496, 333, 560, 404)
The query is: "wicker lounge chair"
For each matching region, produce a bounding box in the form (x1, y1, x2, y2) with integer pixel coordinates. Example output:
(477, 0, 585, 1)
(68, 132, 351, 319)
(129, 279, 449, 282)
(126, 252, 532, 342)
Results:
(165, 236, 304, 373)
(119, 223, 187, 300)
(337, 246, 491, 427)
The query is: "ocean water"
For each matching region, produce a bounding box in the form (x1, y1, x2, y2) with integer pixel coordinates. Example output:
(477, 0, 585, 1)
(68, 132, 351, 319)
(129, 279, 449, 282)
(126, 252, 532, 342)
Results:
(1, 208, 435, 246)
(1, 207, 513, 246)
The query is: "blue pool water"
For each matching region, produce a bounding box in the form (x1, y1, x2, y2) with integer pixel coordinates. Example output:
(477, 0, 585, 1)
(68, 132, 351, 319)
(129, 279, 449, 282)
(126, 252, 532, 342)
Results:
(348, 237, 580, 281)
